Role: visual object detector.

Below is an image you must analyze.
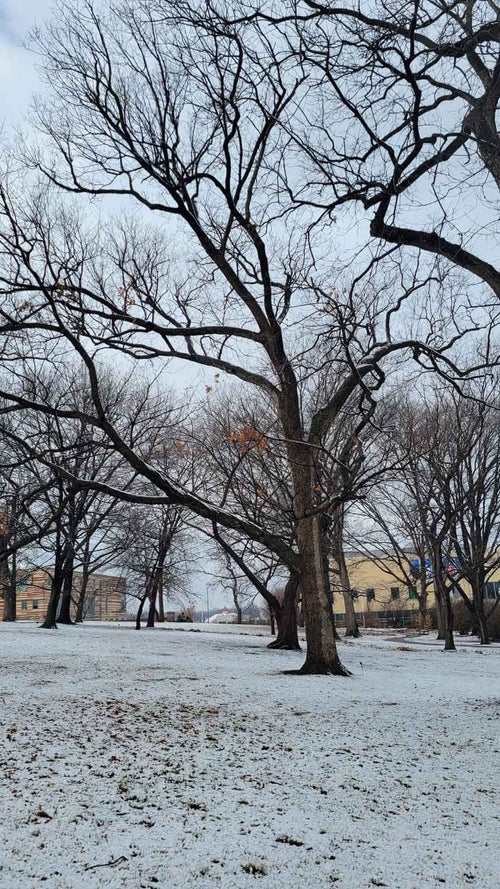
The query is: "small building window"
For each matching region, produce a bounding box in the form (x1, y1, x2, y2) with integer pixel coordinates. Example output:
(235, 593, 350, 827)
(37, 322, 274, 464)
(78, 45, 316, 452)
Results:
(390, 587, 400, 600)
(21, 600, 28, 610)
(484, 581, 500, 600)
(366, 588, 375, 602)
(32, 600, 39, 610)
(408, 585, 417, 600)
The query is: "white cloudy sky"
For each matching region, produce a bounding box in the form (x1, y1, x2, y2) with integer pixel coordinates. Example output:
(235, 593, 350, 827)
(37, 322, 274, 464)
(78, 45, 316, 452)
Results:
(0, 0, 54, 131)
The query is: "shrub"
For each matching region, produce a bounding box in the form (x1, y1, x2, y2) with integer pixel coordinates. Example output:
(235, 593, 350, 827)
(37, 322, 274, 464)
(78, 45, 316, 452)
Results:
(453, 600, 472, 635)
(486, 603, 500, 641)
(452, 600, 500, 641)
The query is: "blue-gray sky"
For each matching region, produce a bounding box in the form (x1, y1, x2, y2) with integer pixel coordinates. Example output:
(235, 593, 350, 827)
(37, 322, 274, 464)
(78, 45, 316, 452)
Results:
(0, 0, 53, 130)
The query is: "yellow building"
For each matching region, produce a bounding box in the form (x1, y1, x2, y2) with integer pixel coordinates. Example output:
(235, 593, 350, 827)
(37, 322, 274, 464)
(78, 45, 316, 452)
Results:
(331, 554, 500, 628)
(330, 554, 427, 628)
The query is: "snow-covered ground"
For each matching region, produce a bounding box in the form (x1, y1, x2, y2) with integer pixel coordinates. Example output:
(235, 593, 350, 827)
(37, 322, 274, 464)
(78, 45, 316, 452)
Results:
(0, 623, 498, 889)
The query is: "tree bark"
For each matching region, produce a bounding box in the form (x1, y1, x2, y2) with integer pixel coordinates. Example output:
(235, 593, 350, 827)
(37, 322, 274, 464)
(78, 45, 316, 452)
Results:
(268, 572, 301, 650)
(74, 570, 90, 622)
(75, 537, 91, 622)
(146, 574, 159, 628)
(41, 554, 64, 630)
(418, 573, 428, 629)
(342, 590, 359, 638)
(58, 488, 77, 624)
(294, 512, 349, 674)
(57, 550, 75, 624)
(471, 569, 490, 645)
(442, 587, 456, 651)
(269, 609, 276, 636)
(1, 537, 14, 622)
(431, 542, 455, 650)
(435, 593, 446, 640)
(135, 593, 148, 630)
(475, 602, 489, 645)
(157, 571, 165, 622)
(328, 508, 356, 639)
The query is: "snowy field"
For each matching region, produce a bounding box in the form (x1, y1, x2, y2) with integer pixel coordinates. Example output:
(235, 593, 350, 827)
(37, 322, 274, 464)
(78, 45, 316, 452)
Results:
(0, 624, 499, 889)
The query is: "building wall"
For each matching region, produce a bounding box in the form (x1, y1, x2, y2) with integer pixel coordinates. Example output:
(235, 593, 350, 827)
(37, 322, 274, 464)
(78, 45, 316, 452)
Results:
(0, 569, 126, 621)
(332, 555, 500, 627)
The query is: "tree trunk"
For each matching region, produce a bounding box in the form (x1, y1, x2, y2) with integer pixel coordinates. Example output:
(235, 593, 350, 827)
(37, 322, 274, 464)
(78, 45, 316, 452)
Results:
(74, 571, 90, 622)
(295, 513, 349, 675)
(58, 551, 75, 624)
(329, 506, 358, 638)
(474, 594, 489, 645)
(1, 542, 14, 622)
(269, 609, 275, 636)
(2, 576, 16, 622)
(146, 574, 158, 628)
(267, 573, 301, 650)
(443, 587, 456, 651)
(472, 570, 490, 645)
(418, 575, 428, 629)
(58, 488, 76, 624)
(135, 593, 148, 630)
(435, 593, 446, 640)
(230, 575, 243, 625)
(342, 590, 359, 638)
(337, 538, 359, 638)
(157, 572, 165, 623)
(75, 538, 91, 623)
(41, 559, 64, 629)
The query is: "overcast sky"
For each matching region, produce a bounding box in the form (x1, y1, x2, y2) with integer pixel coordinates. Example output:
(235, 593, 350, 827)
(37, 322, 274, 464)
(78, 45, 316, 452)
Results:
(0, 0, 54, 132)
